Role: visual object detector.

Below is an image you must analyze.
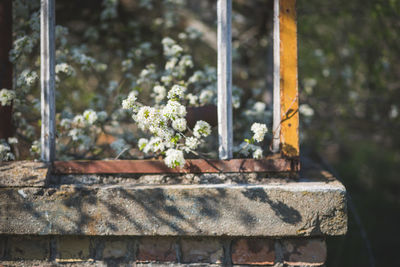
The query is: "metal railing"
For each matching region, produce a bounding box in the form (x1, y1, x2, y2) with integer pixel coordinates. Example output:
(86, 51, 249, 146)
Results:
(40, 0, 299, 163)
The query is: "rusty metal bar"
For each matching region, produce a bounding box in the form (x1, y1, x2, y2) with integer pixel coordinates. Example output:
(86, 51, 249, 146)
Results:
(53, 156, 295, 174)
(0, 0, 13, 140)
(279, 0, 299, 158)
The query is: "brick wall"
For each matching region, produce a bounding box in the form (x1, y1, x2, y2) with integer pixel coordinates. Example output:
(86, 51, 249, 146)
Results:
(0, 162, 346, 266)
(0, 235, 326, 266)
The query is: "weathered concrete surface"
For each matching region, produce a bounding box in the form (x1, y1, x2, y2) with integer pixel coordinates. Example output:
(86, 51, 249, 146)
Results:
(0, 182, 346, 237)
(0, 160, 347, 237)
(0, 161, 49, 187)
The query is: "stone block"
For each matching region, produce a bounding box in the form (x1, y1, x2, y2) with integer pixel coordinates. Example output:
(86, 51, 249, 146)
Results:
(181, 238, 223, 263)
(57, 236, 91, 262)
(0, 180, 347, 237)
(282, 238, 327, 266)
(8, 236, 49, 260)
(137, 237, 177, 262)
(231, 238, 275, 265)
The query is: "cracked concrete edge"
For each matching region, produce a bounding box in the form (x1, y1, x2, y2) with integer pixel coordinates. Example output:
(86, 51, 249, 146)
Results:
(0, 184, 347, 237)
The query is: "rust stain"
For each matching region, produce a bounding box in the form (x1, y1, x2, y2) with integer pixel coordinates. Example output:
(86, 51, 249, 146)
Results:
(280, 0, 299, 158)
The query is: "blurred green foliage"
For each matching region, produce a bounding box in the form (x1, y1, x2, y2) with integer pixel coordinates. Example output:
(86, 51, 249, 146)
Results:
(298, 0, 400, 266)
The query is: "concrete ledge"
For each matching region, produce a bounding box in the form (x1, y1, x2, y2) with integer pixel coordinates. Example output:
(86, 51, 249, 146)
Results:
(0, 161, 347, 237)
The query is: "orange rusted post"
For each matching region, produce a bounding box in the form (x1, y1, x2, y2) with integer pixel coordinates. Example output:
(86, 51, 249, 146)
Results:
(0, 0, 13, 140)
(279, 0, 299, 158)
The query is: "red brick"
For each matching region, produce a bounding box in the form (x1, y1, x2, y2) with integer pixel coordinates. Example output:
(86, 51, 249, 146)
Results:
(56, 236, 92, 262)
(103, 240, 128, 259)
(137, 237, 176, 262)
(282, 238, 326, 266)
(232, 238, 275, 265)
(181, 238, 223, 263)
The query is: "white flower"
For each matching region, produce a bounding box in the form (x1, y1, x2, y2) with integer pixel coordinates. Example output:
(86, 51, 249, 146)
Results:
(199, 89, 214, 105)
(179, 55, 193, 69)
(251, 123, 268, 142)
(178, 32, 187, 40)
(138, 138, 148, 150)
(152, 85, 167, 103)
(60, 118, 72, 129)
(162, 37, 183, 57)
(83, 109, 98, 124)
(68, 128, 83, 141)
(122, 92, 138, 110)
(55, 63, 75, 76)
(164, 148, 185, 168)
(188, 71, 205, 84)
(7, 137, 18, 144)
(389, 105, 398, 119)
(167, 85, 186, 100)
(0, 89, 16, 106)
(193, 120, 211, 138)
(299, 104, 314, 117)
(73, 115, 85, 128)
(185, 137, 199, 150)
(172, 118, 187, 132)
(30, 140, 41, 156)
(236, 142, 260, 157)
(0, 143, 10, 154)
(145, 137, 165, 153)
(162, 37, 175, 47)
(253, 148, 263, 159)
(170, 45, 183, 55)
(18, 70, 38, 87)
(161, 75, 173, 85)
(186, 93, 198, 105)
(154, 126, 174, 140)
(232, 95, 241, 109)
(165, 57, 178, 70)
(137, 106, 157, 126)
(0, 141, 14, 161)
(253, 102, 266, 113)
(162, 100, 187, 120)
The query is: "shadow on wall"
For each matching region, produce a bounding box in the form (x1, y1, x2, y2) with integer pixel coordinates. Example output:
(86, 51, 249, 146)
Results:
(1, 177, 303, 238)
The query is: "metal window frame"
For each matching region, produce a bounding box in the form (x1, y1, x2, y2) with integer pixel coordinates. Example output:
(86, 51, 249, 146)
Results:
(40, 0, 299, 174)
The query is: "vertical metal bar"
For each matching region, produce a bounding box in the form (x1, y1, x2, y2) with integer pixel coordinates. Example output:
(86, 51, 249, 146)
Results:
(217, 0, 233, 160)
(0, 0, 13, 140)
(272, 0, 281, 153)
(40, 0, 56, 162)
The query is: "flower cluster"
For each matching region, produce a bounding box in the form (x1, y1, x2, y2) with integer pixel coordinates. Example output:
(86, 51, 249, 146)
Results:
(235, 122, 268, 159)
(251, 123, 268, 143)
(0, 89, 16, 106)
(123, 84, 212, 168)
